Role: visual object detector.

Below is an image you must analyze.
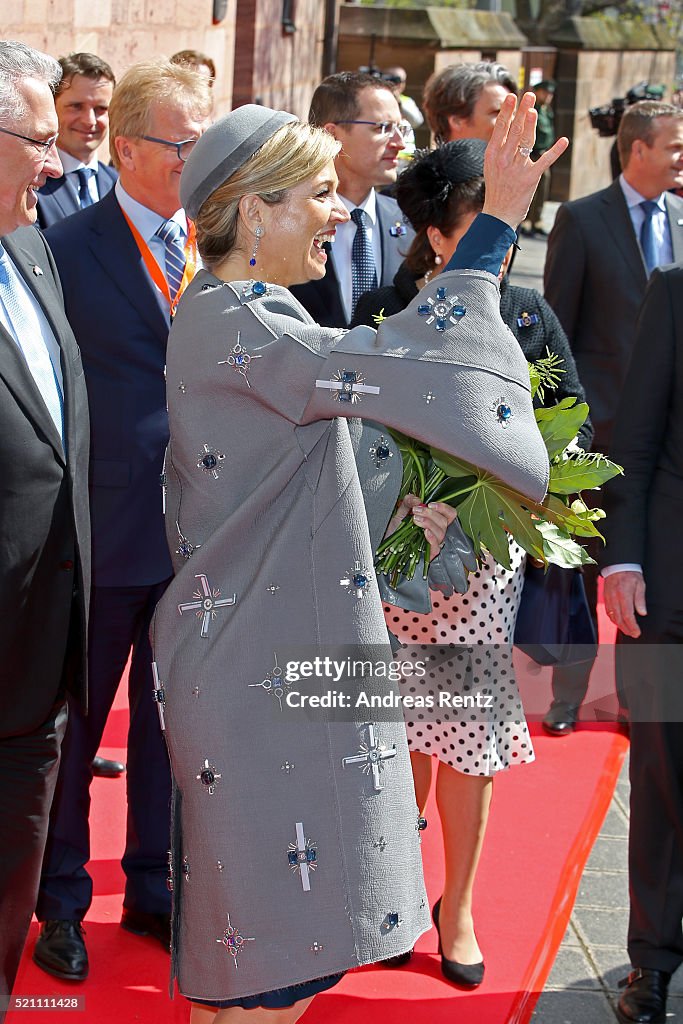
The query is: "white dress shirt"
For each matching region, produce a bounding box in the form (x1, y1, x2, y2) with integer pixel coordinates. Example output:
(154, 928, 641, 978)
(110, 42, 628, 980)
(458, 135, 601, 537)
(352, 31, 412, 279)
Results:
(620, 174, 673, 267)
(332, 190, 383, 324)
(58, 148, 102, 206)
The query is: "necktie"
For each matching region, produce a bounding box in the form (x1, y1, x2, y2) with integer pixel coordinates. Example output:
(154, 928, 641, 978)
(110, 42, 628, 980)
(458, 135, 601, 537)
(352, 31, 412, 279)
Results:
(639, 199, 660, 275)
(351, 207, 378, 315)
(76, 167, 95, 209)
(0, 244, 64, 443)
(156, 219, 186, 301)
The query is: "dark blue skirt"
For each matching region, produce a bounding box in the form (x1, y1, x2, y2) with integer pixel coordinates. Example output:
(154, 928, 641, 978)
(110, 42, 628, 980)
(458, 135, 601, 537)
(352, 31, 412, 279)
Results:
(191, 971, 344, 1010)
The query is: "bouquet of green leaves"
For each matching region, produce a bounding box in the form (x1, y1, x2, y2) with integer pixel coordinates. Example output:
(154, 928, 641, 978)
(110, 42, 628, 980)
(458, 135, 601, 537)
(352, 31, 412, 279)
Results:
(375, 354, 622, 586)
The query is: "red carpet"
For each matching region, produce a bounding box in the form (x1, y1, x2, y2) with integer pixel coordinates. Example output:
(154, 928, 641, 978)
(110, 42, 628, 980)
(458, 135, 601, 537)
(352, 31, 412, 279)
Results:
(9, 597, 626, 1024)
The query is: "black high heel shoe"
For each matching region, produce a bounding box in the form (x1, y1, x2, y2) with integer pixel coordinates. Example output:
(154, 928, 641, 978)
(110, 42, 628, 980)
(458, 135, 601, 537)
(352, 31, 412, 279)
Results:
(432, 898, 485, 988)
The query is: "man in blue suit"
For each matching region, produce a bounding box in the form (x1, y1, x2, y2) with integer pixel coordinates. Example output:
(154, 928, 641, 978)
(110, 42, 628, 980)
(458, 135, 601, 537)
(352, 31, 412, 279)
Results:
(291, 72, 414, 327)
(36, 53, 117, 230)
(32, 58, 212, 982)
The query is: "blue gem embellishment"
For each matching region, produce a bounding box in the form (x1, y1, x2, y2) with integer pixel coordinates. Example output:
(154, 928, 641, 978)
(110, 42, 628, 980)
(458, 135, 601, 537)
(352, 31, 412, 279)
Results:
(491, 397, 513, 427)
(288, 822, 317, 891)
(383, 912, 403, 931)
(417, 285, 466, 331)
(242, 280, 270, 301)
(340, 561, 373, 599)
(369, 434, 393, 468)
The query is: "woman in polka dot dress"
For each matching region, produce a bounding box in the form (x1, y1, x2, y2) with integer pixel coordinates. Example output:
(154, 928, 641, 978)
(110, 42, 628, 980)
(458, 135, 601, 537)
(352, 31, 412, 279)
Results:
(353, 140, 589, 990)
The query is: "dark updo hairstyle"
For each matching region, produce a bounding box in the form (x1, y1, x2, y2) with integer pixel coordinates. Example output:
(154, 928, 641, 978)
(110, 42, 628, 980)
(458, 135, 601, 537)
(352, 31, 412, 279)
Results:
(396, 138, 487, 277)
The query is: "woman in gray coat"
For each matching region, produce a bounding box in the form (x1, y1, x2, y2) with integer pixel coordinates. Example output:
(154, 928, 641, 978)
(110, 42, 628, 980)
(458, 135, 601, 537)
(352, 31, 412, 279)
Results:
(151, 94, 566, 1022)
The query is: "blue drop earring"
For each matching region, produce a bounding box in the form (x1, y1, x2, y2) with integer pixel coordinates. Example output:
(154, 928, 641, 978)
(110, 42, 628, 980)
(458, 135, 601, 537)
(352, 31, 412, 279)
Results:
(250, 225, 263, 268)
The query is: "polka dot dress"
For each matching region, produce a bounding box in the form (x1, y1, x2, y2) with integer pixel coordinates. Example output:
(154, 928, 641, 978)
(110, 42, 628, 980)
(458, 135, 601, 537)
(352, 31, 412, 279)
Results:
(385, 540, 534, 777)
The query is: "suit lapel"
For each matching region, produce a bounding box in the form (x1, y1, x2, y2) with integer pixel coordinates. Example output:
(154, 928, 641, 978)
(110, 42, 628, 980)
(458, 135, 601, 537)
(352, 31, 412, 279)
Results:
(599, 181, 647, 290)
(0, 236, 67, 462)
(86, 192, 169, 342)
(322, 244, 348, 327)
(376, 194, 406, 286)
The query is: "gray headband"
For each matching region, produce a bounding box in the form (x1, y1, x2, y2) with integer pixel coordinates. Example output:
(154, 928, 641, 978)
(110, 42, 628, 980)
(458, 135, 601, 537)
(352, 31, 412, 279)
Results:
(180, 104, 298, 220)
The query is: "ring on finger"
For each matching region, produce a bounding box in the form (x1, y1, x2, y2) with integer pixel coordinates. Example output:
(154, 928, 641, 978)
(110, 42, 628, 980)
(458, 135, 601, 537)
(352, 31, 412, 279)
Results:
(517, 145, 533, 158)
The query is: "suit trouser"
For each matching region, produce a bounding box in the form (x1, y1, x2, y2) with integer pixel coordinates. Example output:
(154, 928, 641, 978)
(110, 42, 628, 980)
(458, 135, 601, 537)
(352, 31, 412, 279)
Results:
(618, 626, 683, 973)
(36, 582, 172, 922)
(550, 551, 600, 708)
(0, 700, 68, 1018)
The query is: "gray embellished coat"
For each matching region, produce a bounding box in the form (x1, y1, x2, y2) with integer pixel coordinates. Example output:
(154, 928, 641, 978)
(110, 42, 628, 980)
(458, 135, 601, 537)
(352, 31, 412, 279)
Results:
(150, 267, 549, 1002)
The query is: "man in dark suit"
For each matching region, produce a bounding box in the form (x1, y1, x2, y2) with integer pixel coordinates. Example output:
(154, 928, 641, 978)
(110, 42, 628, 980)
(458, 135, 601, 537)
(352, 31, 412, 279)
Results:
(291, 72, 413, 327)
(36, 52, 117, 230)
(0, 40, 90, 1016)
(32, 58, 212, 982)
(601, 263, 683, 1023)
(541, 100, 683, 736)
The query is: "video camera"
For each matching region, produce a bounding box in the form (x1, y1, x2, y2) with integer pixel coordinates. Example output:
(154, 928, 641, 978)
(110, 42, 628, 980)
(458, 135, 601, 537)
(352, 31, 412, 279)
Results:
(589, 81, 666, 137)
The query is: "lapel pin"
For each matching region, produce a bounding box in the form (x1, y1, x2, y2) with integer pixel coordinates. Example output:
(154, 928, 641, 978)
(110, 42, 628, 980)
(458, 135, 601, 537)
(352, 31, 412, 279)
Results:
(389, 221, 407, 238)
(32, 265, 43, 276)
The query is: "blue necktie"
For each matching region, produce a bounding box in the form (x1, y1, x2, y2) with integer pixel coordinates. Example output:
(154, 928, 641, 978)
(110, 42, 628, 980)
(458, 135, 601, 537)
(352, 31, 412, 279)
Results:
(155, 219, 186, 301)
(351, 208, 377, 316)
(76, 167, 95, 209)
(0, 244, 64, 444)
(639, 199, 660, 275)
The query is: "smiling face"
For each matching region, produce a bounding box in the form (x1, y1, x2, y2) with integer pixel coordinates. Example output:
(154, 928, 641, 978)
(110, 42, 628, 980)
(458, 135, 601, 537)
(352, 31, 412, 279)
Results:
(256, 161, 350, 287)
(327, 86, 405, 205)
(447, 82, 511, 142)
(0, 76, 62, 236)
(55, 74, 113, 163)
(626, 116, 683, 197)
(115, 99, 210, 218)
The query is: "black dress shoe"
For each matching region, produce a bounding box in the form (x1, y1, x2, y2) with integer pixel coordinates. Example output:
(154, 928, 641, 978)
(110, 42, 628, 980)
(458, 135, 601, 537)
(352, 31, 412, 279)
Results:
(121, 907, 171, 950)
(542, 701, 579, 737)
(617, 967, 670, 1023)
(92, 755, 125, 777)
(33, 920, 88, 981)
(432, 898, 484, 988)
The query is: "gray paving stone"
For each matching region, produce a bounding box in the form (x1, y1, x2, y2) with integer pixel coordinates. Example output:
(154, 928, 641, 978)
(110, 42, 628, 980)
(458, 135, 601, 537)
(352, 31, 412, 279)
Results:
(545, 946, 602, 991)
(530, 989, 619, 1022)
(668, 995, 683, 1018)
(574, 869, 630, 910)
(586, 944, 633, 992)
(585, 835, 628, 872)
(573, 906, 627, 948)
(599, 803, 629, 838)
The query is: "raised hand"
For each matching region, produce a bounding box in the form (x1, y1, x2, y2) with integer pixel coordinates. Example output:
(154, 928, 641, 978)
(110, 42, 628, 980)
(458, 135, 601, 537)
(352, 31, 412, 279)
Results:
(483, 91, 569, 229)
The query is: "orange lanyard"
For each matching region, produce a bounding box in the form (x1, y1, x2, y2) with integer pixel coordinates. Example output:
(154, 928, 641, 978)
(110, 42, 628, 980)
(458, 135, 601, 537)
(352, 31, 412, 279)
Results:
(121, 209, 198, 319)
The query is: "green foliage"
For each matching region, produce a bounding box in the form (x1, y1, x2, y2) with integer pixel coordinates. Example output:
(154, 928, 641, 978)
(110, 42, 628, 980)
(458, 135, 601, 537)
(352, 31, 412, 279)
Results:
(375, 358, 623, 582)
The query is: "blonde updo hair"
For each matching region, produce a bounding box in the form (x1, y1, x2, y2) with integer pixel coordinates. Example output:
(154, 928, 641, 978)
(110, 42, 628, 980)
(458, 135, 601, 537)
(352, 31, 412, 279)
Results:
(195, 120, 340, 271)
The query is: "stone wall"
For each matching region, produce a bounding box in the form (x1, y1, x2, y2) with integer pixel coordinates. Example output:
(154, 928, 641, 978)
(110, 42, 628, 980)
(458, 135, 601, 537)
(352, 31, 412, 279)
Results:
(6, 0, 328, 120)
(549, 18, 677, 200)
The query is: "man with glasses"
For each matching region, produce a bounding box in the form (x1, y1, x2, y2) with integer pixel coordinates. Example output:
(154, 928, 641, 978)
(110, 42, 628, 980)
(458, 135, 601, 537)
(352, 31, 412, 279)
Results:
(36, 52, 117, 230)
(0, 40, 90, 1016)
(291, 71, 414, 328)
(32, 58, 211, 983)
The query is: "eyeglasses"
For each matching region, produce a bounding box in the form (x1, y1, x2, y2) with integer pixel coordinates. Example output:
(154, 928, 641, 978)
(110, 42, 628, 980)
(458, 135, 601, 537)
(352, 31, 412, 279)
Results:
(0, 125, 59, 154)
(333, 120, 412, 139)
(139, 135, 199, 162)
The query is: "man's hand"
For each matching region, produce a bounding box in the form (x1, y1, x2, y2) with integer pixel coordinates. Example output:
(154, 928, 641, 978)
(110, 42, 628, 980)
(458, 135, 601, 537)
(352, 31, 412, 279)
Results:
(603, 570, 647, 638)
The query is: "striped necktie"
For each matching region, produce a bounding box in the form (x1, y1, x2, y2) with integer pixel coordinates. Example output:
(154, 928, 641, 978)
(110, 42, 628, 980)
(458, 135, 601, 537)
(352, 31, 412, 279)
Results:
(351, 207, 378, 316)
(0, 243, 64, 444)
(76, 167, 95, 209)
(639, 200, 660, 275)
(156, 219, 186, 301)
